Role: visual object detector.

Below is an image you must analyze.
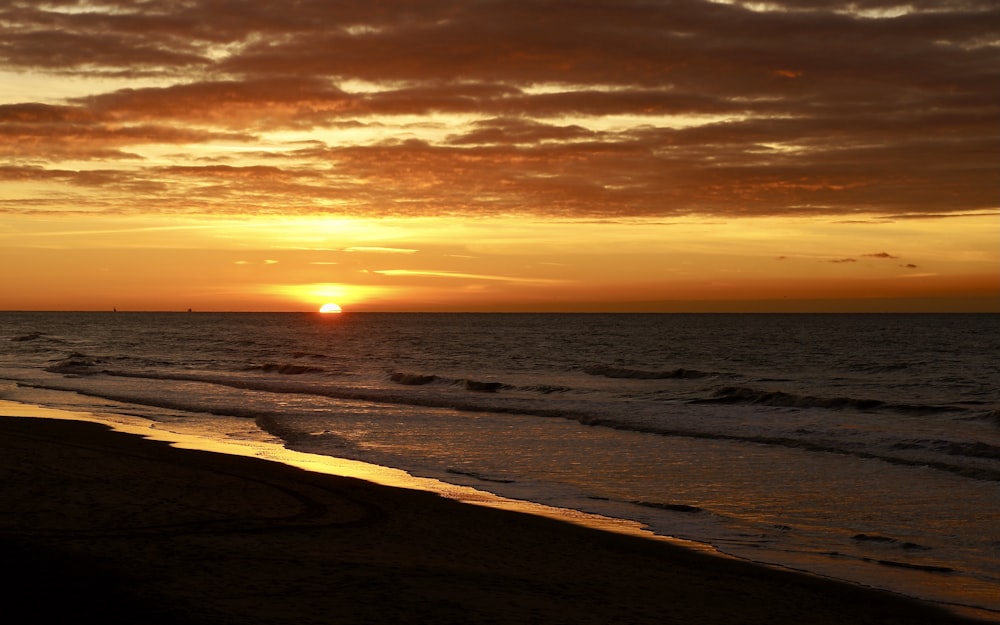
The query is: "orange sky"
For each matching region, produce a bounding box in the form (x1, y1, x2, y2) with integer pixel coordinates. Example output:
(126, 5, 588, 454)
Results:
(1, 0, 997, 312)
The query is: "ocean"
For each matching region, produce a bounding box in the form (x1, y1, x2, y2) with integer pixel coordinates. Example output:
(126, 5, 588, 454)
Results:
(1, 312, 997, 618)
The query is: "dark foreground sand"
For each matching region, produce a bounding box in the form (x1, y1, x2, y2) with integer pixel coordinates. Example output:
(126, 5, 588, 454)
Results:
(0, 415, 987, 625)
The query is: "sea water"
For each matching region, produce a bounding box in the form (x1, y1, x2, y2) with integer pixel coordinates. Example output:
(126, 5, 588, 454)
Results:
(1, 312, 997, 617)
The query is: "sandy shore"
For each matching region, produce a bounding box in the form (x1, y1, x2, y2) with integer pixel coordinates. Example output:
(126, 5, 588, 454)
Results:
(0, 413, 987, 625)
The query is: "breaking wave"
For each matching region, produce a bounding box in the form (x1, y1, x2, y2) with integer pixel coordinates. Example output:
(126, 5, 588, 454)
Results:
(696, 386, 961, 415)
(43, 353, 108, 376)
(584, 365, 713, 379)
(22, 360, 1000, 484)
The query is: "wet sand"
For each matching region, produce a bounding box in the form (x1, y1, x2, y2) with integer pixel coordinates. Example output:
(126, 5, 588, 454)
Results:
(0, 414, 988, 625)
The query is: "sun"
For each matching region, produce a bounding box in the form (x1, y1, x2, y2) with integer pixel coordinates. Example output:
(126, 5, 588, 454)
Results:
(318, 302, 343, 313)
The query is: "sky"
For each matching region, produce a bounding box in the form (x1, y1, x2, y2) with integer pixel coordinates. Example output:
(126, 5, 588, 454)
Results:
(1, 0, 997, 312)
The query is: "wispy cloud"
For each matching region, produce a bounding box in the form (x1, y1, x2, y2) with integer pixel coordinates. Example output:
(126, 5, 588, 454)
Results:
(374, 269, 568, 285)
(343, 246, 419, 254)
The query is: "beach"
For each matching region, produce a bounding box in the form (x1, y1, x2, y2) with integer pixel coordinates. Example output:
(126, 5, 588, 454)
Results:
(0, 410, 987, 625)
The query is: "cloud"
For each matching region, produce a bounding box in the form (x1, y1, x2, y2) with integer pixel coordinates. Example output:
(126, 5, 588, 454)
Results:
(0, 103, 253, 160)
(0, 25, 208, 75)
(829, 258, 857, 263)
(0, 0, 996, 218)
(863, 252, 899, 259)
(890, 212, 1000, 220)
(74, 78, 360, 130)
(374, 269, 567, 285)
(447, 118, 598, 146)
(343, 246, 419, 254)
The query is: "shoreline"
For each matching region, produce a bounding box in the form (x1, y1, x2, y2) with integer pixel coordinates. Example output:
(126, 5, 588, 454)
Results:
(0, 404, 991, 624)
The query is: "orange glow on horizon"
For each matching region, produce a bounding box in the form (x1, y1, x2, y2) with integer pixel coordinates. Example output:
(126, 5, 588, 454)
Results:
(0, 213, 997, 313)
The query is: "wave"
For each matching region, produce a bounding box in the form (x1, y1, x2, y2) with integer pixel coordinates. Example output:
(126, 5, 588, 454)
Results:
(570, 416, 1000, 482)
(972, 409, 1000, 426)
(389, 371, 565, 395)
(872, 560, 955, 574)
(695, 386, 962, 415)
(846, 362, 917, 374)
(24, 362, 1000, 483)
(584, 365, 713, 380)
(890, 438, 1000, 461)
(11, 332, 45, 342)
(387, 371, 507, 392)
(630, 500, 704, 513)
(463, 379, 507, 392)
(520, 384, 572, 394)
(852, 534, 931, 551)
(388, 371, 508, 392)
(43, 354, 107, 376)
(445, 468, 515, 484)
(389, 372, 439, 385)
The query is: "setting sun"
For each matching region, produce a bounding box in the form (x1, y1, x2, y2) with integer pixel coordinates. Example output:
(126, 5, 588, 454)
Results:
(319, 303, 342, 314)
